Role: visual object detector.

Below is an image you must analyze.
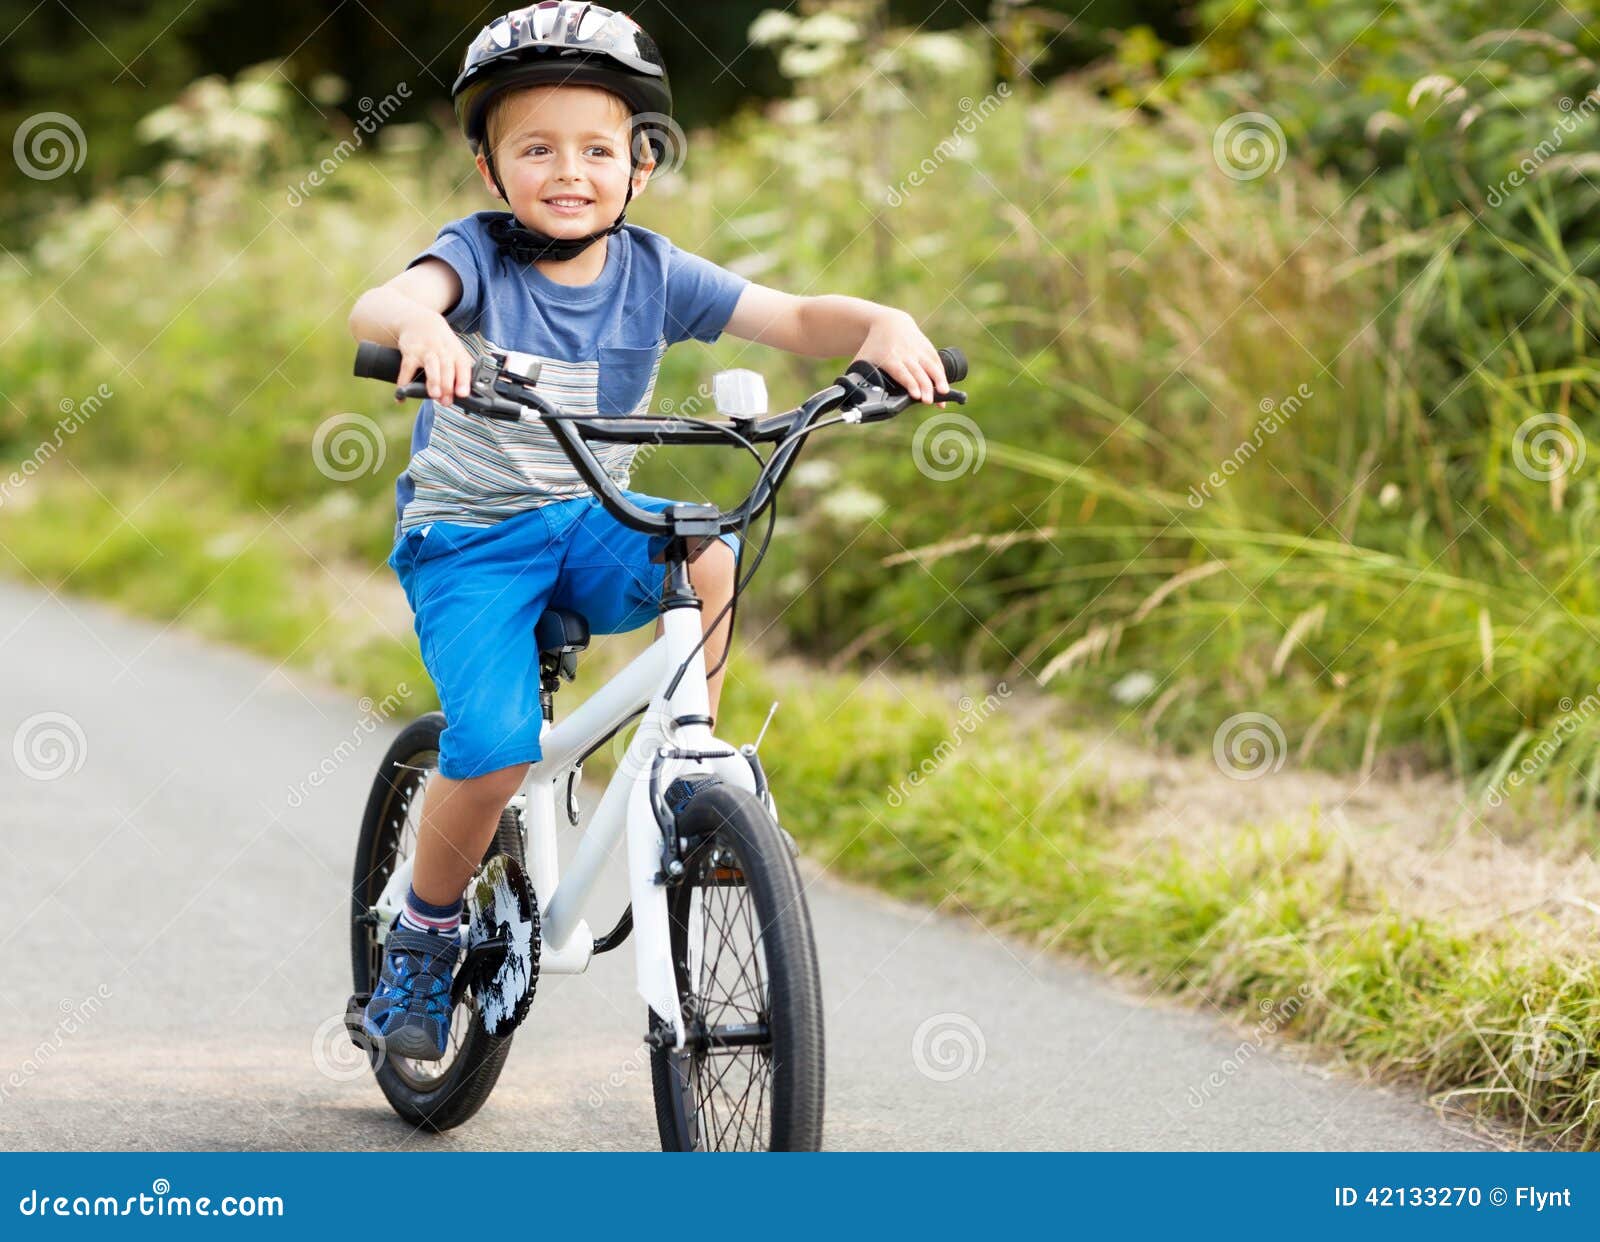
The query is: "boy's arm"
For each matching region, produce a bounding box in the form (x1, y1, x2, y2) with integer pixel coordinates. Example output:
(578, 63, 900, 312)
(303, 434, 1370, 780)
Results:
(723, 284, 950, 405)
(347, 259, 475, 405)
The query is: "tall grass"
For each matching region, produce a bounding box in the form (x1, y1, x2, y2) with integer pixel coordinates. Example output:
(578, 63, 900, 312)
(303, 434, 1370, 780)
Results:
(5, 25, 1599, 1142)
(731, 660, 1600, 1150)
(5, 16, 1600, 806)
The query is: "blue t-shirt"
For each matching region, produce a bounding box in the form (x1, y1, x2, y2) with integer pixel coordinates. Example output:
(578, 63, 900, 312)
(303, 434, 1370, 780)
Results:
(392, 212, 748, 537)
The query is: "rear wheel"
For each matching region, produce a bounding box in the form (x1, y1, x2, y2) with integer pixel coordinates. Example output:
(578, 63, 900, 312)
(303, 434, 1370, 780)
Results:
(351, 712, 526, 1131)
(649, 781, 825, 1150)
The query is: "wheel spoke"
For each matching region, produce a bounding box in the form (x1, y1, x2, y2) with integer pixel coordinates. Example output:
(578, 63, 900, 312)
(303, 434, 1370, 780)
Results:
(673, 832, 774, 1151)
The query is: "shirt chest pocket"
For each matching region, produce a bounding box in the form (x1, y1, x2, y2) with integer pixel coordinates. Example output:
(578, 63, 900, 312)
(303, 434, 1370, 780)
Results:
(596, 344, 661, 415)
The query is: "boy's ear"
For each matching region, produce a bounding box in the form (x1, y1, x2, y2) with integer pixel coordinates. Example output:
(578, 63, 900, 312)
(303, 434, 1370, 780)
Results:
(474, 151, 504, 200)
(630, 152, 656, 197)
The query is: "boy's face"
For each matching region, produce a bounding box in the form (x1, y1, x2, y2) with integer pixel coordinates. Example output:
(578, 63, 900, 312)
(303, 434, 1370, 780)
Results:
(476, 84, 653, 238)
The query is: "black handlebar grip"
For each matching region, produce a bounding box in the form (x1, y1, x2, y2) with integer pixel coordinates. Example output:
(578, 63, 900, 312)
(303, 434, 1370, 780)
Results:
(846, 346, 968, 395)
(353, 342, 405, 383)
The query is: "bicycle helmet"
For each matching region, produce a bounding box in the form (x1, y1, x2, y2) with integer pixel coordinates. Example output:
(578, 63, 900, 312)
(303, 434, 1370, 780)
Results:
(452, 2, 672, 264)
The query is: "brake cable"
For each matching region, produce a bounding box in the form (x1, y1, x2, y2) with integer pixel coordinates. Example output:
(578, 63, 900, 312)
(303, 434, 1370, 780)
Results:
(660, 396, 864, 703)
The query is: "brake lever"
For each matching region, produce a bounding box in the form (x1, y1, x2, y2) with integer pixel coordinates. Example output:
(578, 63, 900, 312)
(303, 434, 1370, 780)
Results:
(848, 387, 968, 424)
(394, 380, 525, 421)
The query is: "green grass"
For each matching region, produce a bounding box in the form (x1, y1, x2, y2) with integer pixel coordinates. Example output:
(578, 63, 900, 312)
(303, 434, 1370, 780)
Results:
(0, 470, 431, 704)
(719, 661, 1600, 1150)
(5, 465, 1595, 1147)
(12, 52, 1600, 798)
(5, 11, 1600, 1150)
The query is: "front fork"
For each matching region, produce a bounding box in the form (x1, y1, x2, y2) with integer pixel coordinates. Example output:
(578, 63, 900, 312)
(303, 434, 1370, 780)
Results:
(627, 714, 773, 1051)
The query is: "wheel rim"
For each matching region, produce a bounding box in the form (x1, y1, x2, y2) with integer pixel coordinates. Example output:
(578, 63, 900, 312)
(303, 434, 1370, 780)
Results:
(672, 839, 774, 1151)
(362, 749, 477, 1090)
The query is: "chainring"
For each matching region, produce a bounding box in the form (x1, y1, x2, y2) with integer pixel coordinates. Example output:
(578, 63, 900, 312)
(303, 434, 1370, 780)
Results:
(465, 852, 540, 1038)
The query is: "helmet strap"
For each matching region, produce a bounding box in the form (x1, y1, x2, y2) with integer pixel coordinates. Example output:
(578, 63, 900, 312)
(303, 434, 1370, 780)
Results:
(483, 148, 637, 265)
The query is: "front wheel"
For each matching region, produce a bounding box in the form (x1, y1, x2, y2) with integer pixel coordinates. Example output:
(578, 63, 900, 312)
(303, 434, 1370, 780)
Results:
(649, 781, 825, 1150)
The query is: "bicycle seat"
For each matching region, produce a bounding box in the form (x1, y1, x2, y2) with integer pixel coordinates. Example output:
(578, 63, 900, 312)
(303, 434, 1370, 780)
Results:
(535, 607, 590, 655)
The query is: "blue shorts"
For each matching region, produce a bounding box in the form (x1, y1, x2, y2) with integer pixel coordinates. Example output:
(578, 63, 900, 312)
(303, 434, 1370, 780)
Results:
(389, 489, 741, 780)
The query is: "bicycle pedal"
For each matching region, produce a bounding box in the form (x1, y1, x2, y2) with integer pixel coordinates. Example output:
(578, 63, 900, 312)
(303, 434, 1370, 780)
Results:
(344, 992, 377, 1053)
(464, 853, 540, 1038)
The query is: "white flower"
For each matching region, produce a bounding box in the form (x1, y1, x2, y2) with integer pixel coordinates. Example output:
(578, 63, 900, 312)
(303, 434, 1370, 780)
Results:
(1111, 671, 1157, 704)
(771, 97, 819, 127)
(748, 10, 800, 47)
(798, 13, 860, 45)
(903, 33, 976, 75)
(780, 43, 846, 80)
(819, 484, 886, 523)
(310, 73, 347, 106)
(791, 460, 839, 489)
(234, 78, 285, 117)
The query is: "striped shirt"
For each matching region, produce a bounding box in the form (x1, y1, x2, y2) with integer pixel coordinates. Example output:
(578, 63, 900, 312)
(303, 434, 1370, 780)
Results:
(392, 213, 748, 538)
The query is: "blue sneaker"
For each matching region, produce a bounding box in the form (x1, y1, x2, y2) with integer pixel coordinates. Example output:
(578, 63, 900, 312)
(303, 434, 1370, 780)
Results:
(664, 774, 717, 817)
(362, 924, 460, 1061)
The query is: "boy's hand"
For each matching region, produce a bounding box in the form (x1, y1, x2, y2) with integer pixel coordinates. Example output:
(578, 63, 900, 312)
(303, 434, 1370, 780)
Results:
(396, 314, 476, 406)
(857, 309, 949, 407)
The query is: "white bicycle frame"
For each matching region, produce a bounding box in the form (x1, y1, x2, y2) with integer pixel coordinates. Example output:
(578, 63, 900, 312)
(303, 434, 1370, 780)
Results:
(372, 595, 759, 1051)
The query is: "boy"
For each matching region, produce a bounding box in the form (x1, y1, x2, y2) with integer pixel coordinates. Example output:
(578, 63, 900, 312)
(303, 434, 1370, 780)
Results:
(348, 2, 950, 1060)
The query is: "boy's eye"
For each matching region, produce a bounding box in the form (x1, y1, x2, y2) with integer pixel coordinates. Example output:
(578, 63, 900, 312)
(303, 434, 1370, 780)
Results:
(585, 145, 613, 158)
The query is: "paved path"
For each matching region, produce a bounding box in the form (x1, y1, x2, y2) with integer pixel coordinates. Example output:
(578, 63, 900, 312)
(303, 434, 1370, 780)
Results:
(0, 580, 1491, 1150)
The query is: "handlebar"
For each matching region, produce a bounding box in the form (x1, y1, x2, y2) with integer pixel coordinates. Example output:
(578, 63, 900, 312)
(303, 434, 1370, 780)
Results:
(353, 340, 969, 542)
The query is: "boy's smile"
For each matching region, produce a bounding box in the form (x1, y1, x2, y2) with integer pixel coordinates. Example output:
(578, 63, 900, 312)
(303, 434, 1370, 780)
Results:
(476, 83, 652, 258)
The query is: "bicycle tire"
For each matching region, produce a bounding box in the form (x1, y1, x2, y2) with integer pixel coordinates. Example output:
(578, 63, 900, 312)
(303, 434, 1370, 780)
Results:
(350, 712, 526, 1131)
(649, 780, 825, 1151)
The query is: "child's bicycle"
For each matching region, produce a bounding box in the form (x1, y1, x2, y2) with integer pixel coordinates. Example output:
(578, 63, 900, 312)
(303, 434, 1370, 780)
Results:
(345, 339, 968, 1151)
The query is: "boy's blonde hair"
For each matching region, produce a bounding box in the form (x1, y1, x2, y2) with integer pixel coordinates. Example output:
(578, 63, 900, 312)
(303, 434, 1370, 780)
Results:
(482, 83, 634, 158)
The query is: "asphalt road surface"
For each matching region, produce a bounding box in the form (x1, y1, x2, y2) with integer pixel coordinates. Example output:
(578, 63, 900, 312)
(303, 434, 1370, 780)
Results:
(0, 579, 1493, 1151)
